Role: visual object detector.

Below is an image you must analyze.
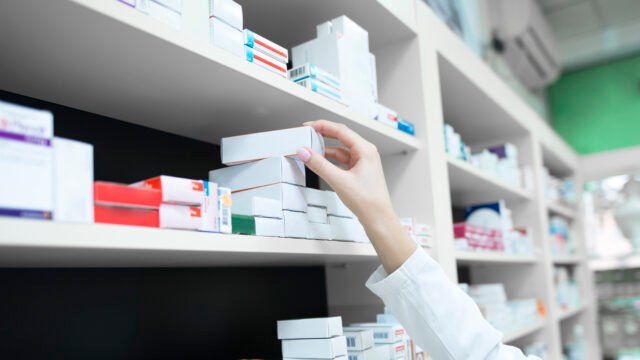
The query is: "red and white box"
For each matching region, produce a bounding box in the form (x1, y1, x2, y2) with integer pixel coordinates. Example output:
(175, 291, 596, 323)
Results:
(159, 202, 217, 232)
(94, 182, 161, 209)
(94, 205, 159, 228)
(245, 46, 288, 78)
(244, 29, 288, 63)
(131, 175, 209, 205)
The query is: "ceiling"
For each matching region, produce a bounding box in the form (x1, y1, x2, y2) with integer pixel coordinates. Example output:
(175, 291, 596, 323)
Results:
(539, 0, 640, 70)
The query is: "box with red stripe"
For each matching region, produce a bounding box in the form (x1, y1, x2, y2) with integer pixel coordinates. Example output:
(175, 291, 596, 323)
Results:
(245, 46, 288, 78)
(244, 29, 288, 63)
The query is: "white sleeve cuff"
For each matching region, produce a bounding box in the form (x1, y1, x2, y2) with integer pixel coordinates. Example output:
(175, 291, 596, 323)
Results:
(366, 247, 430, 299)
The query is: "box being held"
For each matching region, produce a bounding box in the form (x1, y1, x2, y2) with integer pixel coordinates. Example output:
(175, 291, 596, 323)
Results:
(281, 336, 348, 359)
(53, 138, 93, 223)
(277, 316, 343, 339)
(210, 156, 305, 191)
(244, 29, 288, 63)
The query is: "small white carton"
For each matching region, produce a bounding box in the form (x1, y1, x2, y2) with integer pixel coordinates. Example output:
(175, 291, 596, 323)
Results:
(210, 17, 243, 57)
(295, 77, 345, 104)
(255, 217, 284, 237)
(325, 191, 353, 218)
(231, 183, 305, 213)
(349, 323, 405, 344)
(131, 175, 207, 205)
(307, 205, 328, 223)
(217, 187, 232, 233)
(209, 156, 305, 191)
(221, 127, 324, 165)
(277, 316, 343, 339)
(376, 342, 407, 359)
(209, 0, 243, 30)
(283, 210, 309, 238)
(0, 100, 54, 219)
(344, 329, 374, 351)
(289, 63, 341, 90)
(316, 15, 369, 53)
(307, 222, 332, 240)
(281, 336, 348, 359)
(53, 138, 93, 223)
(305, 187, 328, 208)
(244, 29, 288, 63)
(348, 346, 388, 360)
(182, 0, 209, 43)
(159, 184, 217, 232)
(245, 46, 288, 77)
(329, 216, 368, 243)
(231, 196, 282, 218)
(376, 103, 398, 128)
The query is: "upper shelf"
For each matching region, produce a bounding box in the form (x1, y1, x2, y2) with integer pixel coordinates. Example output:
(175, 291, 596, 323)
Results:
(0, 218, 383, 267)
(547, 201, 577, 220)
(447, 155, 534, 206)
(456, 251, 538, 265)
(0, 0, 421, 155)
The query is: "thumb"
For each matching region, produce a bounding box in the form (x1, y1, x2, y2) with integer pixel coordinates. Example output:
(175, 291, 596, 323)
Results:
(296, 147, 344, 186)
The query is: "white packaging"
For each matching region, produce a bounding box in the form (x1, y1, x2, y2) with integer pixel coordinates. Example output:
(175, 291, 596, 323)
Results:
(414, 223, 432, 236)
(307, 222, 332, 240)
(231, 183, 305, 213)
(148, 0, 181, 29)
(344, 329, 374, 351)
(277, 316, 343, 339)
(159, 182, 217, 232)
(53, 138, 93, 223)
(210, 17, 243, 57)
(282, 336, 348, 359)
(209, 0, 243, 30)
(283, 210, 309, 238)
(245, 46, 288, 77)
(181, 0, 209, 43)
(329, 216, 368, 243)
(295, 78, 345, 104)
(209, 156, 305, 191)
(231, 196, 282, 218)
(217, 187, 232, 233)
(305, 187, 329, 207)
(348, 346, 388, 360)
(255, 217, 284, 237)
(221, 127, 324, 165)
(289, 63, 341, 90)
(325, 191, 353, 218)
(307, 205, 328, 223)
(376, 103, 398, 128)
(0, 101, 54, 219)
(244, 29, 288, 63)
(349, 323, 405, 344)
(376, 342, 407, 359)
(132, 175, 206, 205)
(316, 16, 369, 53)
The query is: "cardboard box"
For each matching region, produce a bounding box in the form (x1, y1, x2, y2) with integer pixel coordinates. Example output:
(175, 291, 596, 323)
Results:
(245, 46, 288, 77)
(305, 187, 328, 208)
(398, 118, 415, 136)
(131, 175, 207, 205)
(0, 101, 54, 219)
(53, 138, 93, 223)
(94, 182, 161, 209)
(376, 103, 398, 128)
(289, 63, 341, 89)
(210, 17, 244, 57)
(307, 222, 331, 240)
(281, 336, 348, 359)
(159, 201, 217, 232)
(295, 77, 345, 104)
(217, 187, 232, 233)
(283, 210, 309, 238)
(277, 316, 343, 339)
(344, 329, 374, 351)
(232, 183, 305, 213)
(244, 29, 288, 63)
(231, 214, 284, 237)
(209, 0, 242, 30)
(221, 127, 324, 165)
(209, 156, 305, 191)
(307, 205, 328, 223)
(181, 0, 209, 43)
(94, 205, 159, 227)
(148, 0, 181, 29)
(325, 191, 353, 218)
(348, 323, 405, 344)
(231, 195, 283, 218)
(330, 216, 368, 242)
(348, 346, 388, 360)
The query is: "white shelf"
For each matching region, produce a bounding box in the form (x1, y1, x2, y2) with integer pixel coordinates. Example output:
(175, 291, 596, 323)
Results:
(0, 0, 420, 155)
(0, 218, 382, 267)
(557, 304, 586, 322)
(455, 251, 538, 265)
(552, 255, 581, 265)
(503, 319, 546, 343)
(547, 201, 577, 219)
(446, 155, 534, 206)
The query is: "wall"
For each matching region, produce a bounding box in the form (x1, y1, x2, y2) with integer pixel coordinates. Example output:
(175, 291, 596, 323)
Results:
(549, 53, 640, 155)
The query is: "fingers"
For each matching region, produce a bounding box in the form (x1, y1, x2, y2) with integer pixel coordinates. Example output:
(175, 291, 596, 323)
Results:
(304, 120, 364, 149)
(324, 146, 351, 166)
(296, 147, 344, 187)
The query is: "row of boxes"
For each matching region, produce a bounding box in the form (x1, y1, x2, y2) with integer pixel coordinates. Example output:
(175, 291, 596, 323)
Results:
(400, 217, 434, 248)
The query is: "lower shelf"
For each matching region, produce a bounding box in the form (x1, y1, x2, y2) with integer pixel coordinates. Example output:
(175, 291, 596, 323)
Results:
(557, 304, 586, 322)
(455, 251, 538, 264)
(0, 218, 383, 267)
(503, 319, 546, 343)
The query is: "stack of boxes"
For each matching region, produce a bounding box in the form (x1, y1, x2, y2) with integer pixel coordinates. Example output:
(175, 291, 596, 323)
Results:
(244, 29, 289, 78)
(209, 0, 244, 57)
(278, 317, 348, 360)
(347, 322, 407, 359)
(210, 127, 369, 242)
(94, 182, 161, 227)
(400, 218, 434, 249)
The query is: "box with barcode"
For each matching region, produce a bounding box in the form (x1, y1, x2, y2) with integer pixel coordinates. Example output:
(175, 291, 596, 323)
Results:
(281, 336, 347, 359)
(277, 316, 343, 339)
(217, 187, 232, 233)
(289, 63, 341, 90)
(347, 345, 388, 360)
(348, 323, 405, 344)
(295, 78, 345, 104)
(376, 342, 407, 359)
(344, 329, 374, 351)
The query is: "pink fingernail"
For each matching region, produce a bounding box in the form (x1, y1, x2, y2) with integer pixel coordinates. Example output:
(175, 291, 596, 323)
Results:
(296, 147, 311, 162)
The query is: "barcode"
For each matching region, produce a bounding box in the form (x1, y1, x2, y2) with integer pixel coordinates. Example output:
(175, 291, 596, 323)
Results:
(290, 65, 307, 79)
(296, 79, 309, 88)
(348, 356, 357, 360)
(374, 332, 388, 339)
(221, 208, 230, 225)
(346, 336, 356, 348)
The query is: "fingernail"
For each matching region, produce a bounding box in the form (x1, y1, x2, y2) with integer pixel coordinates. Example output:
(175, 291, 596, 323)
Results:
(296, 147, 311, 163)
(302, 121, 312, 126)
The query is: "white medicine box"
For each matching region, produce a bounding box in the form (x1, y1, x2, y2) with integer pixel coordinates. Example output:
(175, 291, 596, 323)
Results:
(231, 183, 306, 213)
(53, 137, 94, 223)
(281, 336, 348, 359)
(344, 329, 374, 351)
(209, 156, 305, 192)
(277, 316, 343, 339)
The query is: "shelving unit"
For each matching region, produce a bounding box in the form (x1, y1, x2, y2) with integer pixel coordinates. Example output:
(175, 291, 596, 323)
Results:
(0, 0, 600, 358)
(557, 304, 586, 322)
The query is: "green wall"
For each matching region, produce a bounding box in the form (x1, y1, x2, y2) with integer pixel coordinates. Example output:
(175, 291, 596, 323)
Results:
(549, 54, 640, 155)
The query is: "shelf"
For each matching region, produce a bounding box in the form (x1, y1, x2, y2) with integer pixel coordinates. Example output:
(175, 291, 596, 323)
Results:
(552, 255, 581, 265)
(455, 251, 538, 265)
(547, 201, 577, 219)
(0, 218, 383, 267)
(446, 155, 534, 206)
(557, 304, 586, 322)
(0, 0, 421, 155)
(503, 319, 546, 343)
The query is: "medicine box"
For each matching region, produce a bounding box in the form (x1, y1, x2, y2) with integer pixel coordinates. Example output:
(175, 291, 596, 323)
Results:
(281, 336, 348, 359)
(307, 205, 328, 223)
(210, 17, 244, 58)
(398, 118, 415, 136)
(221, 127, 324, 165)
(94, 205, 159, 227)
(344, 329, 374, 351)
(295, 78, 344, 104)
(305, 187, 328, 208)
(181, 0, 209, 43)
(325, 191, 353, 218)
(317, 16, 369, 53)
(231, 214, 284, 237)
(53, 138, 94, 223)
(217, 187, 232, 233)
(209, 156, 305, 191)
(329, 216, 368, 242)
(277, 316, 343, 339)
(307, 222, 331, 240)
(159, 201, 217, 232)
(376, 103, 398, 128)
(148, 0, 181, 29)
(347, 346, 388, 360)
(289, 63, 341, 90)
(245, 46, 288, 78)
(209, 0, 243, 30)
(349, 323, 405, 344)
(131, 175, 208, 205)
(232, 183, 305, 213)
(244, 29, 288, 63)
(377, 342, 407, 359)
(283, 210, 309, 239)
(94, 182, 161, 209)
(0, 100, 54, 219)
(231, 196, 283, 218)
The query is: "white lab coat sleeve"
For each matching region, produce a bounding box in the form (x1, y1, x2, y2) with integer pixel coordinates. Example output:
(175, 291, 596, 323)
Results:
(366, 248, 540, 360)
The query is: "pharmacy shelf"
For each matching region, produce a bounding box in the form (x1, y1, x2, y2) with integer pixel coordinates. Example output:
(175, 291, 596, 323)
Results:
(552, 255, 582, 265)
(455, 251, 538, 265)
(446, 155, 534, 206)
(0, 0, 421, 156)
(557, 304, 586, 322)
(0, 218, 383, 267)
(547, 201, 577, 219)
(503, 319, 546, 343)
